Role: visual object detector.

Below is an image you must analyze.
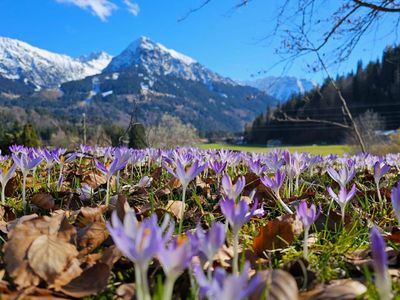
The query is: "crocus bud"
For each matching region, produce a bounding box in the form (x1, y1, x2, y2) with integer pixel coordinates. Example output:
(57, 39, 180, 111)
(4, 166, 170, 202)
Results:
(370, 226, 391, 300)
(391, 182, 400, 225)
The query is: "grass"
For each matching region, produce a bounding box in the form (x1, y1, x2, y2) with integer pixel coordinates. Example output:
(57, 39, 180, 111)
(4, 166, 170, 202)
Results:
(197, 143, 351, 155)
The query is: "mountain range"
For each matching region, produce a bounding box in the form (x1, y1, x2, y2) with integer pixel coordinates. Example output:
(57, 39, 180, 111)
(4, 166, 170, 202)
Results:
(0, 36, 312, 134)
(0, 37, 112, 88)
(242, 76, 316, 102)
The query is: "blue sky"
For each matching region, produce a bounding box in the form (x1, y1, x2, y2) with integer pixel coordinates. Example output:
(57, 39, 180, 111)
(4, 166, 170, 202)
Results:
(0, 0, 398, 82)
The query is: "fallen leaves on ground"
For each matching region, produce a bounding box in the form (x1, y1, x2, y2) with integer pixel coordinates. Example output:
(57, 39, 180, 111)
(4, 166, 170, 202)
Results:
(253, 214, 303, 256)
(251, 269, 299, 300)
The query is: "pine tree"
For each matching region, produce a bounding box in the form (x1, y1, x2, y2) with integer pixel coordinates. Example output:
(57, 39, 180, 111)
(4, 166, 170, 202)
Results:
(18, 123, 41, 147)
(128, 123, 147, 149)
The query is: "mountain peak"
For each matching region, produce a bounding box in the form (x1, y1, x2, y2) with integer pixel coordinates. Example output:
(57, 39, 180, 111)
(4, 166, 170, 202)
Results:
(124, 36, 197, 66)
(78, 51, 112, 63)
(241, 76, 316, 102)
(104, 36, 235, 86)
(0, 37, 112, 87)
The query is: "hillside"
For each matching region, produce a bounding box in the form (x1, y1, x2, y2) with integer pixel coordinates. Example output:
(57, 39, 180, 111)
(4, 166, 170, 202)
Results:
(245, 45, 400, 145)
(55, 37, 277, 133)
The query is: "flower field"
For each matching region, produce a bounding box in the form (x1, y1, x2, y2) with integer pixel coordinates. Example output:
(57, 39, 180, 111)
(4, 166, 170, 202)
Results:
(0, 145, 399, 299)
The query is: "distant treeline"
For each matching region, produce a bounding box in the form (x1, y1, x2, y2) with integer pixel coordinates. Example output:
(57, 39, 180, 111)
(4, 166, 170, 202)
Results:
(245, 45, 400, 145)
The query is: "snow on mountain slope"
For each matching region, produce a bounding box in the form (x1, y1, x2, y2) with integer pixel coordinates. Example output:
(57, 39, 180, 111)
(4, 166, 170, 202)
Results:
(242, 76, 316, 102)
(0, 37, 112, 88)
(104, 36, 235, 86)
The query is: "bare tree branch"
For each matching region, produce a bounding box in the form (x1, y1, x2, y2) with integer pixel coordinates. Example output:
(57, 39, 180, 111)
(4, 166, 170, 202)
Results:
(275, 113, 352, 129)
(353, 0, 400, 12)
(178, 0, 213, 22)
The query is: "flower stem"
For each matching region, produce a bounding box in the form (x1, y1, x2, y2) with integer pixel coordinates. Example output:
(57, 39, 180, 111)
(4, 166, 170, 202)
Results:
(376, 182, 383, 208)
(134, 264, 144, 300)
(22, 174, 27, 212)
(276, 193, 293, 214)
(1, 184, 5, 205)
(116, 171, 120, 193)
(233, 230, 239, 274)
(162, 276, 177, 300)
(303, 226, 310, 260)
(47, 170, 51, 189)
(105, 178, 111, 207)
(178, 185, 187, 235)
(140, 265, 151, 300)
(341, 206, 346, 225)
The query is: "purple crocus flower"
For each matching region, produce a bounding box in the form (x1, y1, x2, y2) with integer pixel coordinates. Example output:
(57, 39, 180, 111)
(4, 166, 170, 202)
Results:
(13, 152, 43, 211)
(95, 157, 127, 180)
(260, 170, 285, 196)
(221, 174, 245, 200)
(136, 176, 153, 188)
(0, 163, 17, 205)
(95, 157, 128, 206)
(164, 158, 206, 233)
(107, 211, 165, 267)
(210, 160, 227, 176)
(193, 262, 262, 300)
(374, 159, 391, 184)
(327, 165, 356, 188)
(296, 201, 321, 259)
(107, 210, 173, 300)
(9, 145, 28, 155)
(12, 153, 42, 175)
(220, 197, 257, 235)
(194, 222, 226, 277)
(164, 159, 206, 189)
(391, 182, 400, 226)
(374, 159, 391, 205)
(247, 159, 268, 176)
(157, 234, 193, 300)
(370, 226, 392, 300)
(220, 197, 258, 273)
(260, 170, 293, 214)
(158, 235, 192, 279)
(327, 184, 357, 223)
(296, 201, 321, 229)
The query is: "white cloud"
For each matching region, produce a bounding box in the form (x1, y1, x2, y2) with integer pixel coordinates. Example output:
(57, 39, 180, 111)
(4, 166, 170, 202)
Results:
(124, 0, 140, 16)
(55, 0, 117, 21)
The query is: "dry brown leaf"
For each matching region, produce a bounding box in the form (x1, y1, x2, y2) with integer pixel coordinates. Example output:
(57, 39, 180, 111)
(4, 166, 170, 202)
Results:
(31, 192, 55, 210)
(0, 286, 70, 300)
(27, 235, 79, 284)
(385, 230, 400, 243)
(3, 213, 39, 234)
(251, 269, 299, 300)
(253, 214, 303, 256)
(165, 200, 184, 221)
(99, 245, 122, 267)
(155, 177, 181, 198)
(76, 205, 107, 227)
(77, 222, 109, 256)
(115, 283, 136, 300)
(60, 263, 111, 298)
(314, 210, 352, 231)
(109, 194, 130, 222)
(82, 172, 107, 189)
(4, 213, 77, 289)
(50, 258, 83, 290)
(345, 247, 397, 267)
(299, 279, 367, 300)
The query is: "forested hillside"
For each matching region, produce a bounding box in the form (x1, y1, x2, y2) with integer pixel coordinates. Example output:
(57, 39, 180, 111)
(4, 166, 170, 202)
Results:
(245, 45, 400, 145)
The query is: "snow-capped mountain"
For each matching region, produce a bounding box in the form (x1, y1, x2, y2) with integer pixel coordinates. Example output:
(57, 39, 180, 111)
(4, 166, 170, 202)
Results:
(0, 37, 112, 88)
(242, 76, 316, 102)
(58, 36, 276, 132)
(104, 36, 234, 86)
